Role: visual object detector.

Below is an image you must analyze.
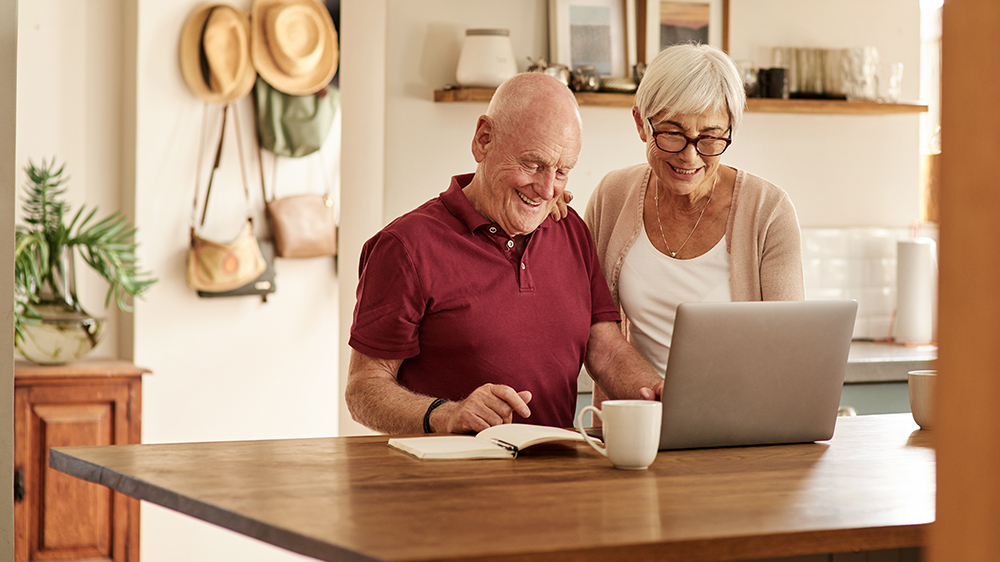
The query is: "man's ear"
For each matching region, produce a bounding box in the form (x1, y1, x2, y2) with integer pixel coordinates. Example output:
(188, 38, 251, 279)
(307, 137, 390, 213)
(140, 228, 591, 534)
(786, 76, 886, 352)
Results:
(471, 115, 493, 163)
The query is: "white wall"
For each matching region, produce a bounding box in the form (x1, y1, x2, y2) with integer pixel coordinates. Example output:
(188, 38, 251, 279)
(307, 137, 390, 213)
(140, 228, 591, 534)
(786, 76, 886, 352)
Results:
(337, 0, 386, 436)
(132, 1, 338, 560)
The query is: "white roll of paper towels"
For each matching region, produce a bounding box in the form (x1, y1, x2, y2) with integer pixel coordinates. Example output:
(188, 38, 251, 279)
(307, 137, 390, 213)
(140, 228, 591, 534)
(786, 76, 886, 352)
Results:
(895, 238, 938, 344)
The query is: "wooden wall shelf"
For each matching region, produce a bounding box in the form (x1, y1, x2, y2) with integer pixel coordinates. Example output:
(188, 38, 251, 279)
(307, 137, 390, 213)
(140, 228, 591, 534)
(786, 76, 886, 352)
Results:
(747, 98, 928, 115)
(433, 88, 929, 115)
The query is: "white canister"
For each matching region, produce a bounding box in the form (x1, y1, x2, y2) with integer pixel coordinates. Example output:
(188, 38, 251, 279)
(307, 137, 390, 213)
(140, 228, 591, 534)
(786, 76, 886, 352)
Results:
(456, 29, 517, 88)
(895, 238, 938, 344)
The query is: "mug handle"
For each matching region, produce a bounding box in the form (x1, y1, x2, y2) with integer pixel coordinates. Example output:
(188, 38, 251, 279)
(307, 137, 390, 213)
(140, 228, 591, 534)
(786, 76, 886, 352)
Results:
(576, 405, 607, 458)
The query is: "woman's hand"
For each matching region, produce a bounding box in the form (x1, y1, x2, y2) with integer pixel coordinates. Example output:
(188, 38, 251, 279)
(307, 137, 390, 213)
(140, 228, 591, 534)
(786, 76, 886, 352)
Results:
(548, 190, 574, 221)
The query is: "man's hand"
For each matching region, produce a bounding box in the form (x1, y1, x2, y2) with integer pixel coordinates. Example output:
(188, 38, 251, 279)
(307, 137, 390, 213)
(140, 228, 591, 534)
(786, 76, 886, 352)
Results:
(431, 384, 532, 434)
(347, 350, 534, 435)
(548, 190, 573, 221)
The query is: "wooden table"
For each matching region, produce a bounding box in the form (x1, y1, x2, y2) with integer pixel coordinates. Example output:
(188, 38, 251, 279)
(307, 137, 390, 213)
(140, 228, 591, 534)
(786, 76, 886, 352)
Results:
(50, 414, 934, 562)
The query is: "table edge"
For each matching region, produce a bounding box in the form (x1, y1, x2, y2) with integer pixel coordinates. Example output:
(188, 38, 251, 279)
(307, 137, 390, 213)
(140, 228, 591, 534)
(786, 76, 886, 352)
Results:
(49, 448, 379, 562)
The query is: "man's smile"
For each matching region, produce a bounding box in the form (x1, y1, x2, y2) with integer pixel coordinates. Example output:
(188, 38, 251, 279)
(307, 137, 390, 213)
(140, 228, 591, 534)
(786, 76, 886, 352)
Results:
(516, 191, 543, 207)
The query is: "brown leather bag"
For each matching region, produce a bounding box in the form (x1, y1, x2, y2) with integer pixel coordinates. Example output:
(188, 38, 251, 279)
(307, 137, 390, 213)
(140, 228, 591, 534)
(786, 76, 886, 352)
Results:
(266, 192, 337, 258)
(259, 148, 338, 259)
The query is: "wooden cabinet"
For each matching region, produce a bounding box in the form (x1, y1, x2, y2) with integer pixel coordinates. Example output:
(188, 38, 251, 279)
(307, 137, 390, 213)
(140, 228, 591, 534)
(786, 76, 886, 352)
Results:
(14, 360, 147, 562)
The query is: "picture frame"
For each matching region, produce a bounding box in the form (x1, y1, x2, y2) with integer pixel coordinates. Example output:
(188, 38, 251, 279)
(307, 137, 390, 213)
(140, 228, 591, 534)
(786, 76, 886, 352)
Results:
(548, 0, 630, 77)
(637, 0, 727, 64)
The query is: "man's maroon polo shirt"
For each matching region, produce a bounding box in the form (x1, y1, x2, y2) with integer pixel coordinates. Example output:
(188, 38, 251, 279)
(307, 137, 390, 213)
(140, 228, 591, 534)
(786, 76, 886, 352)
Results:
(349, 174, 620, 428)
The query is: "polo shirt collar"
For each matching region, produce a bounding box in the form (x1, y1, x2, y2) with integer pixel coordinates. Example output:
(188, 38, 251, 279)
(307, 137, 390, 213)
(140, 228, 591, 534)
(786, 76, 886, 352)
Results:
(440, 173, 551, 236)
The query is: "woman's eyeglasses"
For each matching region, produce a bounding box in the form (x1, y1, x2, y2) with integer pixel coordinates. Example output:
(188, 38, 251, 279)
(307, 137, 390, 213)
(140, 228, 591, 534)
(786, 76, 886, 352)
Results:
(647, 118, 732, 157)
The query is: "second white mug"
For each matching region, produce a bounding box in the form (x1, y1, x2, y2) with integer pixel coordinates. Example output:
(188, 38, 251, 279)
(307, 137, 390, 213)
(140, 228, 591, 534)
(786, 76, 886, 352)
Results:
(908, 370, 936, 429)
(576, 400, 661, 470)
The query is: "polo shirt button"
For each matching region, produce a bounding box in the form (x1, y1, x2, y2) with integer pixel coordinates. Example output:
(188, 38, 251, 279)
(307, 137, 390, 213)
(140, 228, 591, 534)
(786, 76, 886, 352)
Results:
(506, 240, 514, 249)
(489, 227, 497, 233)
(521, 263, 525, 269)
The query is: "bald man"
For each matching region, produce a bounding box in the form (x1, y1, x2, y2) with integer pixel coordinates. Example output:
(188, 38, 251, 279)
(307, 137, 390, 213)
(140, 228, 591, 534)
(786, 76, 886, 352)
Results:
(346, 73, 662, 435)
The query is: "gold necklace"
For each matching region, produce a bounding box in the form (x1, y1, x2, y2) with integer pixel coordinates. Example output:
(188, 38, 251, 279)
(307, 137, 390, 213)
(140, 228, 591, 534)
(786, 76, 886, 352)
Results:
(654, 175, 717, 258)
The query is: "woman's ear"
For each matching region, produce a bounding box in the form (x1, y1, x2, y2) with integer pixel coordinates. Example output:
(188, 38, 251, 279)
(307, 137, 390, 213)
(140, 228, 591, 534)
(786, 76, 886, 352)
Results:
(471, 115, 494, 163)
(632, 107, 647, 142)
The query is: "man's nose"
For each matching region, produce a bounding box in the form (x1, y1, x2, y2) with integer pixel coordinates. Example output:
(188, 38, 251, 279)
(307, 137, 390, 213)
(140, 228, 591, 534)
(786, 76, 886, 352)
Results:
(535, 169, 557, 200)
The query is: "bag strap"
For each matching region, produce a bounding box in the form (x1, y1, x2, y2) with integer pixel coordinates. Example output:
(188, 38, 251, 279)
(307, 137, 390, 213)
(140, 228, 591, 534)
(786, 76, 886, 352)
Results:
(231, 103, 254, 217)
(190, 103, 255, 241)
(250, 82, 333, 203)
(190, 102, 211, 240)
(198, 104, 229, 227)
(251, 81, 270, 205)
(261, 149, 333, 202)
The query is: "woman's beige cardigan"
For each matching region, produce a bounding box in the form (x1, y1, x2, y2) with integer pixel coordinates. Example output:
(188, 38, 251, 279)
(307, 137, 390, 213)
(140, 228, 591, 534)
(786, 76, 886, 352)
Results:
(583, 163, 805, 318)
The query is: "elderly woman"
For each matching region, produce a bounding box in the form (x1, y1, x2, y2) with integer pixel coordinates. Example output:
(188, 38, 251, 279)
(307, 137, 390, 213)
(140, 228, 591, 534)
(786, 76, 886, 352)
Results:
(584, 43, 804, 405)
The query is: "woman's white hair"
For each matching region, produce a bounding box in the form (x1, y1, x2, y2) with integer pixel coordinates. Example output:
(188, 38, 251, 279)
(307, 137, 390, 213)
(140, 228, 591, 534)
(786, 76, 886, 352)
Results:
(635, 43, 746, 134)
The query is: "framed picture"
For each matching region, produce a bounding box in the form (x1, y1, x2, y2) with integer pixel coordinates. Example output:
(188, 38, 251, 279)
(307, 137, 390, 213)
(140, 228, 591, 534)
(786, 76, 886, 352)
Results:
(548, 0, 629, 77)
(638, 0, 726, 64)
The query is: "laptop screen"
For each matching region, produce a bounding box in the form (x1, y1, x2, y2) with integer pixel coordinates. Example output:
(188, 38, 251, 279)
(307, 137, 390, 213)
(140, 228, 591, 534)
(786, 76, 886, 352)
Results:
(656, 300, 857, 450)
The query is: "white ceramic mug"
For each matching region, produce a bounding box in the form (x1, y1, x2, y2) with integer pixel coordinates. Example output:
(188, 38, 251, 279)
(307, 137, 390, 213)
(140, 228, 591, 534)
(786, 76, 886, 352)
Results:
(908, 370, 936, 429)
(576, 400, 661, 470)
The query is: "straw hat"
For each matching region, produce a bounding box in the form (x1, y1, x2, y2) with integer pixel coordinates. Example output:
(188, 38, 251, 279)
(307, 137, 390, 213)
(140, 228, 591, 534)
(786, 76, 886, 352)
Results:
(179, 4, 257, 104)
(250, 0, 338, 96)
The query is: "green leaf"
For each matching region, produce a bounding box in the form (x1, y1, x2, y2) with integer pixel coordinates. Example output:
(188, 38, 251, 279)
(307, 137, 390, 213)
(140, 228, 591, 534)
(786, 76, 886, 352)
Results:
(13, 158, 157, 342)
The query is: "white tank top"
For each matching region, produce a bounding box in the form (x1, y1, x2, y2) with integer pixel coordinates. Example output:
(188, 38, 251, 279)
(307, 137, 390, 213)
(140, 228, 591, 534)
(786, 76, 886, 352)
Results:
(618, 227, 731, 377)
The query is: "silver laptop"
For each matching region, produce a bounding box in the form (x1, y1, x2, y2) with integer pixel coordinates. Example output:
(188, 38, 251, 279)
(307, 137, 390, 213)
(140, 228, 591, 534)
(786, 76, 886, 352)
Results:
(657, 300, 857, 450)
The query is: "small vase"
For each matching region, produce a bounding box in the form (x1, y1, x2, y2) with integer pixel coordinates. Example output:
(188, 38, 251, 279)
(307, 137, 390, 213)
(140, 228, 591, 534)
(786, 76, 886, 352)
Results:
(455, 28, 517, 88)
(15, 247, 105, 365)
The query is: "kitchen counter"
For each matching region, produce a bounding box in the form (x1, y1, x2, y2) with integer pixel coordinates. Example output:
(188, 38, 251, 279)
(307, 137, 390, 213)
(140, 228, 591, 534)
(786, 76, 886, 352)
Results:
(576, 341, 936, 416)
(578, 341, 937, 392)
(845, 341, 937, 383)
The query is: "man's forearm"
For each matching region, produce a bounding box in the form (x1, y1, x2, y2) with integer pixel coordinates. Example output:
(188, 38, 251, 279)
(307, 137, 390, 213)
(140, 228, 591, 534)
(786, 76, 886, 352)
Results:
(346, 375, 436, 434)
(345, 350, 433, 434)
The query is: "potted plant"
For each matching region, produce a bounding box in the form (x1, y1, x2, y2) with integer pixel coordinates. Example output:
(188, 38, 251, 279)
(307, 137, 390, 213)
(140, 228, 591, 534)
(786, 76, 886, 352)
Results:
(13, 158, 156, 364)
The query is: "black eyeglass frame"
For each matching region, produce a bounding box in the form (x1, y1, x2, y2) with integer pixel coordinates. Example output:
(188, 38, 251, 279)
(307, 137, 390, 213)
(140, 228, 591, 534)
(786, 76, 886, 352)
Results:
(647, 118, 733, 157)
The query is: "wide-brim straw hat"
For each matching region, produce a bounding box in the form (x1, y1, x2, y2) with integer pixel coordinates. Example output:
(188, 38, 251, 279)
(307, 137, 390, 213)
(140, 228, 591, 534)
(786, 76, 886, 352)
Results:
(179, 4, 257, 105)
(250, 0, 338, 96)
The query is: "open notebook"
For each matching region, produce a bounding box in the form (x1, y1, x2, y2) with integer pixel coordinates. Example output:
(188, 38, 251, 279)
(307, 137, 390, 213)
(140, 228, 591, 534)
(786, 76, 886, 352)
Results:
(388, 424, 584, 459)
